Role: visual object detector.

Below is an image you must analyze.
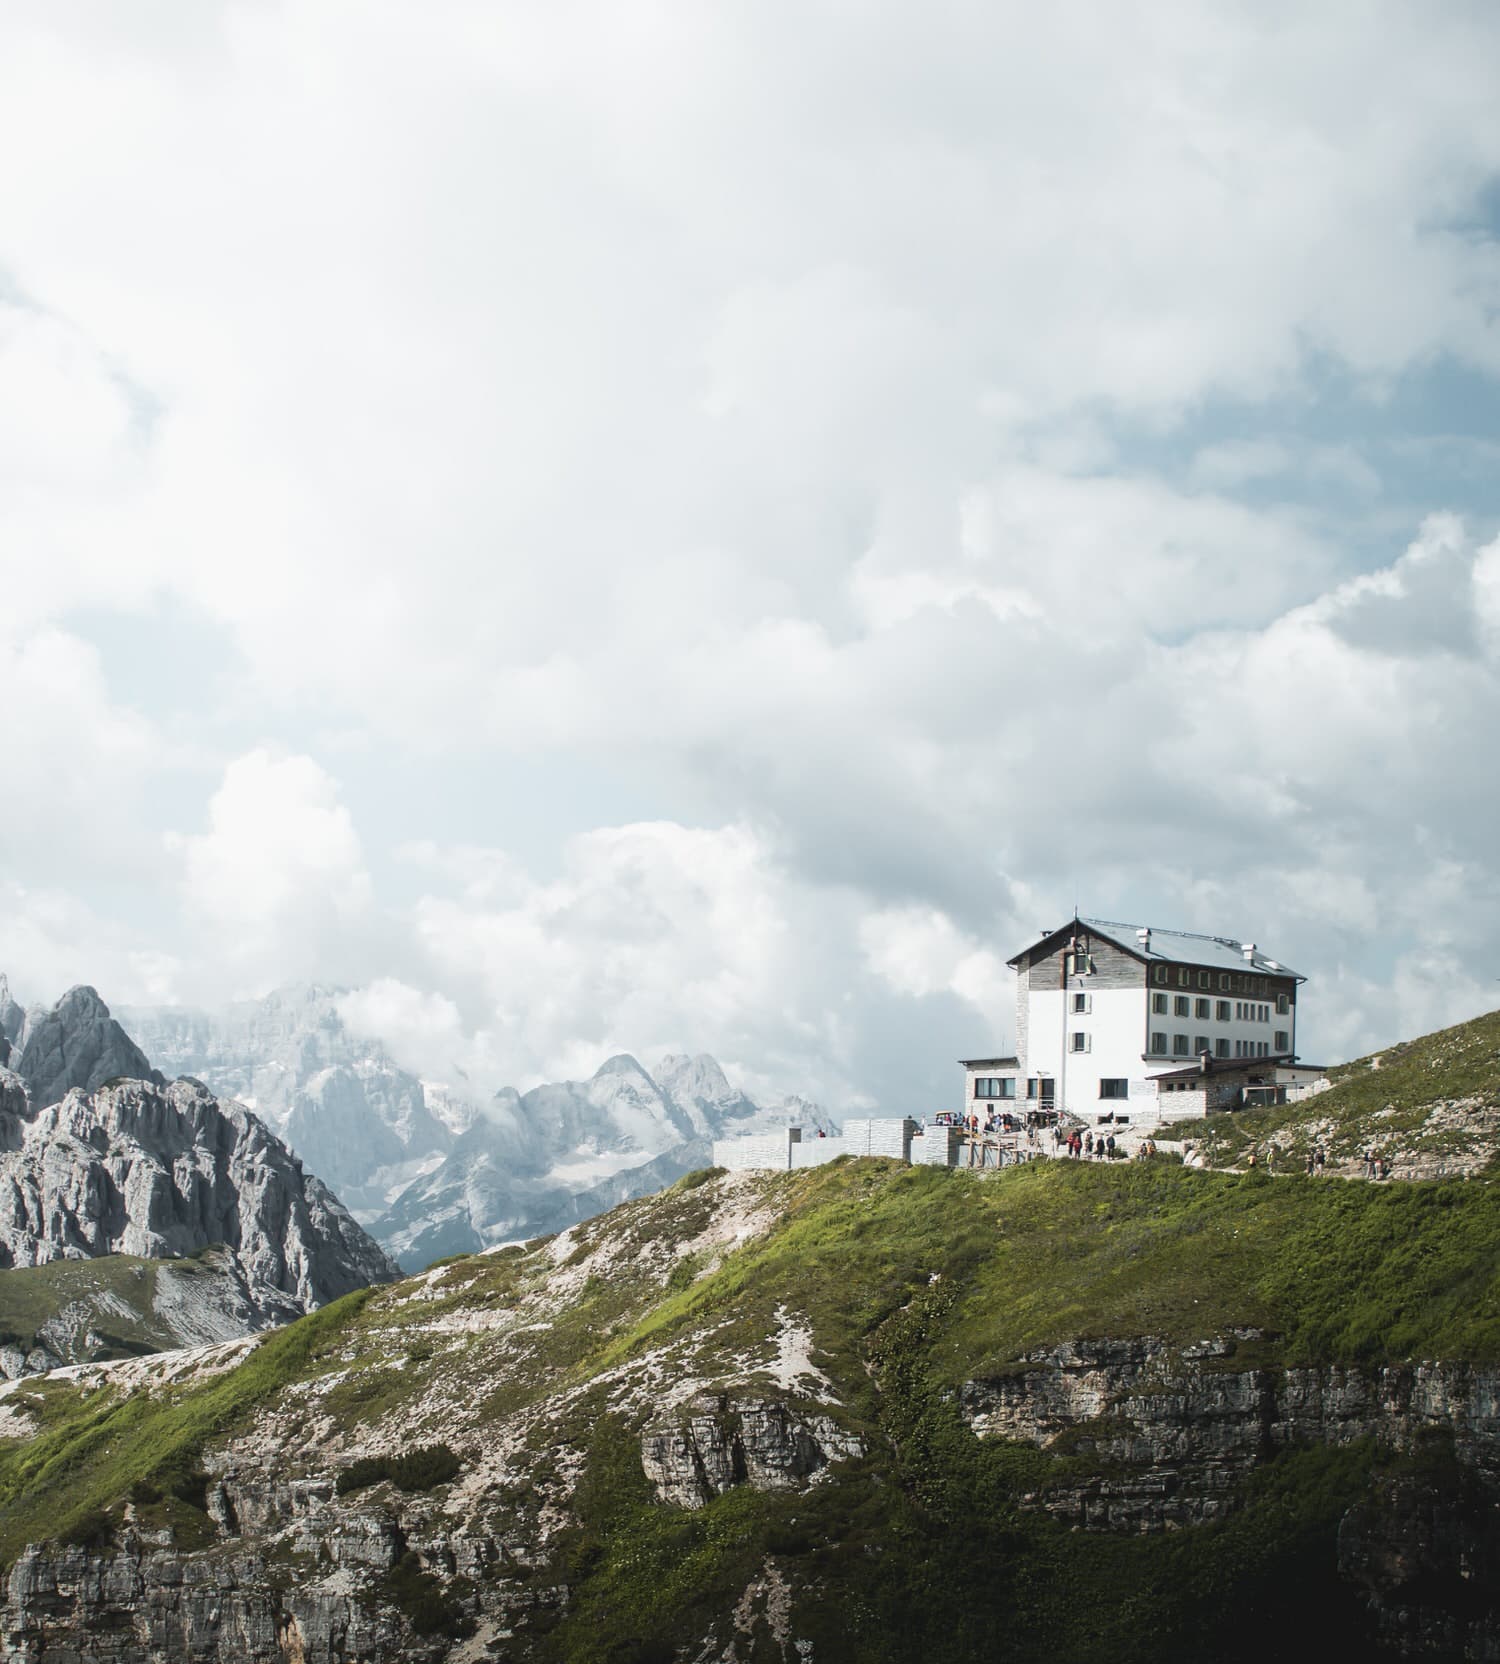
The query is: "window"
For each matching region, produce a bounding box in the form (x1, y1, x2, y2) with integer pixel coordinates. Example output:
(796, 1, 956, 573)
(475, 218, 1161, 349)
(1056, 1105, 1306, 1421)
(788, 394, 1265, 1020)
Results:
(1216, 1000, 1231, 1021)
(1038, 1078, 1055, 1102)
(1174, 995, 1190, 1017)
(1152, 966, 1168, 985)
(1274, 1030, 1289, 1052)
(1068, 951, 1093, 977)
(1070, 1031, 1091, 1053)
(1195, 998, 1211, 1019)
(1194, 1036, 1210, 1055)
(974, 1077, 1015, 1099)
(1173, 1034, 1191, 1056)
(1215, 1038, 1230, 1058)
(1152, 991, 1168, 1014)
(1149, 1032, 1167, 1055)
(1177, 968, 1190, 987)
(1100, 1079, 1128, 1099)
(1276, 993, 1290, 1015)
(1072, 991, 1091, 1014)
(1219, 973, 1231, 991)
(1198, 970, 1211, 990)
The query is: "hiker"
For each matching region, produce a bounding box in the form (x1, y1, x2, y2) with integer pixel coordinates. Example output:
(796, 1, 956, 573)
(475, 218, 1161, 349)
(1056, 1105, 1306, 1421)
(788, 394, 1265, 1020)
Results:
(1377, 1156, 1390, 1180)
(1105, 1133, 1116, 1159)
(1305, 1151, 1315, 1176)
(1315, 1147, 1326, 1175)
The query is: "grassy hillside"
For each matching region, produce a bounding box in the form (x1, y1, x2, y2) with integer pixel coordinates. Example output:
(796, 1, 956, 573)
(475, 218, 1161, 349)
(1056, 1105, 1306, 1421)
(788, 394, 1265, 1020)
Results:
(1190, 1005, 1500, 1174)
(0, 1156, 1494, 1660)
(0, 1251, 235, 1364)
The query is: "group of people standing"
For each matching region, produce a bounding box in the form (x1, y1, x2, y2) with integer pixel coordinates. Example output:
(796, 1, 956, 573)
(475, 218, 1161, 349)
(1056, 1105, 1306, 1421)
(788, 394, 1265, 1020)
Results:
(1053, 1126, 1121, 1161)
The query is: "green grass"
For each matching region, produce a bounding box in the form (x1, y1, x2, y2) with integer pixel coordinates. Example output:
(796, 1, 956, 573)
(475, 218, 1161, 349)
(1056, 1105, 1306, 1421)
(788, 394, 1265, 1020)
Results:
(594, 1160, 1500, 1395)
(0, 1256, 165, 1362)
(0, 1247, 250, 1368)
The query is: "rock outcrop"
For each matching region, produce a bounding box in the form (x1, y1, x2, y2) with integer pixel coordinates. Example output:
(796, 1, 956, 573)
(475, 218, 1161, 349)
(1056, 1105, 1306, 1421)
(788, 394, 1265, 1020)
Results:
(0, 1071, 398, 1318)
(958, 1334, 1500, 1531)
(11, 985, 162, 1108)
(0, 975, 24, 1069)
(641, 1394, 864, 1508)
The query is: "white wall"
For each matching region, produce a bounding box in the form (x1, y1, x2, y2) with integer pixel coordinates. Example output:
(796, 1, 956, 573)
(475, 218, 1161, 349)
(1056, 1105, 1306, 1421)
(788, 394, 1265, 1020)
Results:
(1026, 985, 1150, 1117)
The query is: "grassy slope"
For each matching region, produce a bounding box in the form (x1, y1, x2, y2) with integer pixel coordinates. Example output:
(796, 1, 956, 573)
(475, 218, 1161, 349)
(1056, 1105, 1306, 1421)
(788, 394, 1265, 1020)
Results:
(0, 1256, 179, 1361)
(1192, 1005, 1500, 1170)
(0, 1158, 1494, 1660)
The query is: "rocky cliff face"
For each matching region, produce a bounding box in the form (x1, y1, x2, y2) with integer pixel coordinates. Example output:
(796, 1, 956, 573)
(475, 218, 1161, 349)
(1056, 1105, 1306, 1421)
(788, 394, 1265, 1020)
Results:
(958, 1334, 1500, 1530)
(0, 1068, 398, 1320)
(0, 977, 24, 1069)
(641, 1393, 865, 1509)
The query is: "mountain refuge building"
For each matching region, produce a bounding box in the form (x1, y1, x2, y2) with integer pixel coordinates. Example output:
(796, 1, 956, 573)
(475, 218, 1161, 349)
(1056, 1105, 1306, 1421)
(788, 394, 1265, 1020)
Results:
(962, 917, 1325, 1129)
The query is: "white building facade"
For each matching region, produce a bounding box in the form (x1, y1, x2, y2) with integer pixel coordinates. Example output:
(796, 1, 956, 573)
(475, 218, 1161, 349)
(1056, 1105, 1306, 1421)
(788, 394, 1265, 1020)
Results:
(962, 918, 1309, 1129)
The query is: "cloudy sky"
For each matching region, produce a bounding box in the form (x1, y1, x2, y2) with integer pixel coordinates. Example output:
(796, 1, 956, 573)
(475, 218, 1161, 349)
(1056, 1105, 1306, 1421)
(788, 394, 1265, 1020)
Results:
(3, 1, 1500, 1111)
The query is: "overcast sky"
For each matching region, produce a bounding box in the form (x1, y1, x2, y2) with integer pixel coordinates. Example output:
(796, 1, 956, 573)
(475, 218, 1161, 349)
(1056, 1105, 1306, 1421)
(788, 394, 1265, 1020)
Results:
(3, 1, 1500, 1112)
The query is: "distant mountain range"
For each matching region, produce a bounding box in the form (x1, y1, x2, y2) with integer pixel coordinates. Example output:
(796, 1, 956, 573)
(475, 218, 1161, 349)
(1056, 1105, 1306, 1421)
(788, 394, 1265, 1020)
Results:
(112, 984, 834, 1267)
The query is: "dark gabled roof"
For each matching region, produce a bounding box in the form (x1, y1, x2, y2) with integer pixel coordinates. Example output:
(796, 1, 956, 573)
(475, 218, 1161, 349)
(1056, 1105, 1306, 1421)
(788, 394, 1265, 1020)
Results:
(1008, 917, 1304, 982)
(959, 1056, 1019, 1068)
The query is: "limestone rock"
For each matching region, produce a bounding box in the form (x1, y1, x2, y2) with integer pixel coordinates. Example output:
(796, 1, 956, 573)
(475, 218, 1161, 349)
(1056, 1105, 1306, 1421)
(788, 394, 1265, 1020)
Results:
(958, 1335, 1500, 1531)
(13, 985, 162, 1108)
(641, 1394, 864, 1509)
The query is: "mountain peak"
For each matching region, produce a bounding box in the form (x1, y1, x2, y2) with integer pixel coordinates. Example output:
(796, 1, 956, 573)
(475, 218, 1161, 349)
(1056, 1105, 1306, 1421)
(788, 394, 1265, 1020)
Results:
(13, 984, 161, 1109)
(592, 1053, 652, 1082)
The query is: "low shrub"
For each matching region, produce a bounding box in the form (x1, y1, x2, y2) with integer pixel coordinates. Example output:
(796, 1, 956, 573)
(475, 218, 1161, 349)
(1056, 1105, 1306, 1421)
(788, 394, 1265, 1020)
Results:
(335, 1443, 462, 1497)
(382, 1551, 475, 1640)
(57, 1505, 115, 1551)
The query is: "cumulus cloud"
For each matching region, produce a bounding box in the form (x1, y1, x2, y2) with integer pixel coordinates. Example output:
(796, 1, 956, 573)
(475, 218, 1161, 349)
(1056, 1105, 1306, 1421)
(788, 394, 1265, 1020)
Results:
(0, 3, 1498, 1101)
(165, 749, 372, 992)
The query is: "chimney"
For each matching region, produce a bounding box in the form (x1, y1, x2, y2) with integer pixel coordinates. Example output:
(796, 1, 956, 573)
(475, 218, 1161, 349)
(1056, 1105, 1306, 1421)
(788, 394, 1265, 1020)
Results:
(1136, 927, 1151, 953)
(1199, 1050, 1211, 1075)
(1241, 942, 1256, 962)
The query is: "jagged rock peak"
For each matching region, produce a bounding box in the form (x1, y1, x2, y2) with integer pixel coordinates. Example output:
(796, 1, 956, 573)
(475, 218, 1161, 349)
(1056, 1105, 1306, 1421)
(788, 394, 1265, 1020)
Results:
(0, 976, 24, 1068)
(0, 1073, 400, 1312)
(13, 983, 162, 1109)
(591, 1053, 654, 1081)
(654, 1052, 735, 1099)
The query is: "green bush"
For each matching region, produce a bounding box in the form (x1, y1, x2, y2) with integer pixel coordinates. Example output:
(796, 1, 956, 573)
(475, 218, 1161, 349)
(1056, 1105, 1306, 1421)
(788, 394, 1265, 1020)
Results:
(673, 1167, 725, 1192)
(382, 1551, 474, 1640)
(57, 1505, 115, 1551)
(335, 1443, 462, 1497)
